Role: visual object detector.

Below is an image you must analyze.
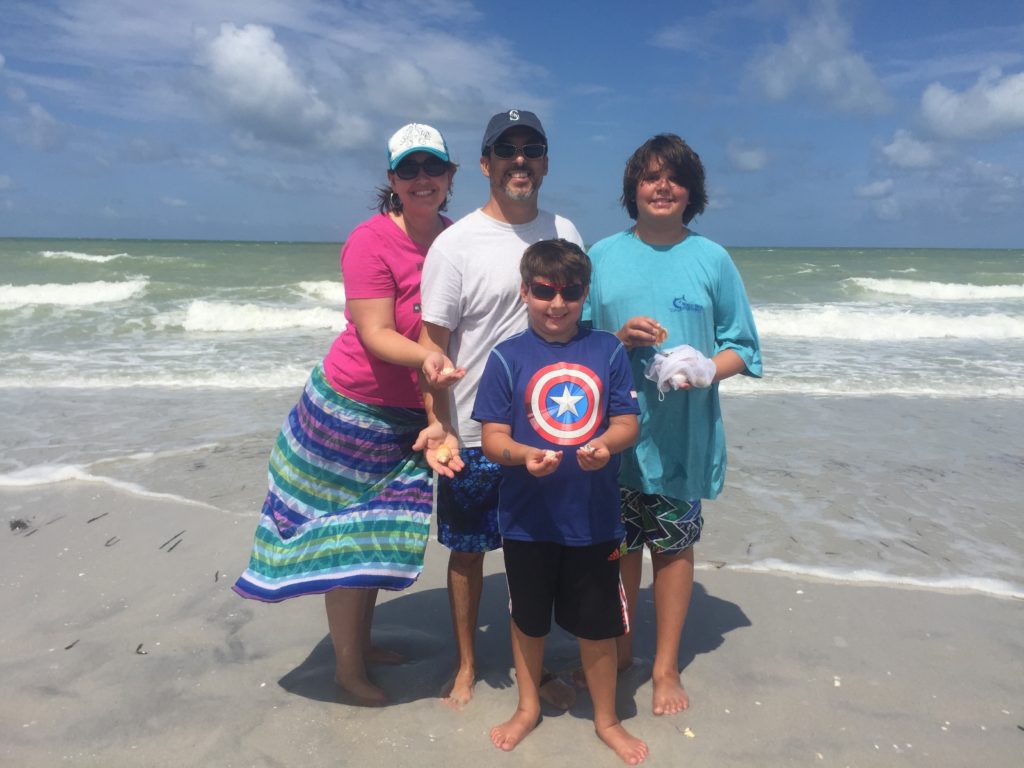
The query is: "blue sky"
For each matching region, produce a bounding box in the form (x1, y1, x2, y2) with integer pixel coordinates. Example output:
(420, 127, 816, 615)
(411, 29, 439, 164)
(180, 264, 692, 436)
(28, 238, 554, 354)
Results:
(1, 0, 1023, 248)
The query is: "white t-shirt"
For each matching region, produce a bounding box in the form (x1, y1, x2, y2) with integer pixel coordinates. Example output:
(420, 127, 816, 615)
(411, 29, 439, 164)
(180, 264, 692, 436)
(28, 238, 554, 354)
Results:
(420, 208, 584, 447)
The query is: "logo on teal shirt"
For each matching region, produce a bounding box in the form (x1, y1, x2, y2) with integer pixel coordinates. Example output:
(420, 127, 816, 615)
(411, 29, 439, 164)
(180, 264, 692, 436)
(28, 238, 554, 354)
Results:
(671, 295, 703, 313)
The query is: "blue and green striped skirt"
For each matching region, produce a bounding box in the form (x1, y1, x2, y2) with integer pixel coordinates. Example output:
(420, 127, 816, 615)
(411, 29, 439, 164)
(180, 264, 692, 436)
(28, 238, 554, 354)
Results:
(233, 365, 432, 602)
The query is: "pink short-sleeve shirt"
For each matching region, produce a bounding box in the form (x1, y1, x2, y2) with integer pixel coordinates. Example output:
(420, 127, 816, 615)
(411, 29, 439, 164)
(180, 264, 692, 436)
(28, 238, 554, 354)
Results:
(323, 213, 447, 408)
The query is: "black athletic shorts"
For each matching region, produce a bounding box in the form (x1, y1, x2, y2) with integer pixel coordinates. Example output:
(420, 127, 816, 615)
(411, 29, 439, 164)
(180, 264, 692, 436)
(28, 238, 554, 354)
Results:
(502, 538, 628, 641)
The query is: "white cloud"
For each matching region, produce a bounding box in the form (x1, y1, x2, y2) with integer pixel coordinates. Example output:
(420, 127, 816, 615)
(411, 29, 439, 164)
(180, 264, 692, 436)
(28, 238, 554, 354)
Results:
(195, 23, 372, 151)
(870, 196, 902, 221)
(881, 130, 939, 169)
(921, 67, 1024, 139)
(161, 196, 188, 207)
(10, 102, 65, 151)
(0, 174, 10, 189)
(651, 25, 712, 55)
(727, 142, 769, 172)
(855, 179, 894, 199)
(965, 158, 1021, 190)
(749, 0, 889, 114)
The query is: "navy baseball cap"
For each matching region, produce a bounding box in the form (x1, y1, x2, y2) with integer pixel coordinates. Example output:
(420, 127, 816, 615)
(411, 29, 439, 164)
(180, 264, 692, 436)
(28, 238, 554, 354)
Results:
(481, 109, 546, 155)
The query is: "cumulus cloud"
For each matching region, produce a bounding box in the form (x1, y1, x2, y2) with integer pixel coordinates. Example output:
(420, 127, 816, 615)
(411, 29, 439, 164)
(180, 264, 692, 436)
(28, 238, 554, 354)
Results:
(855, 179, 894, 198)
(195, 23, 372, 151)
(727, 141, 769, 172)
(749, 0, 889, 114)
(881, 130, 939, 169)
(921, 67, 1024, 139)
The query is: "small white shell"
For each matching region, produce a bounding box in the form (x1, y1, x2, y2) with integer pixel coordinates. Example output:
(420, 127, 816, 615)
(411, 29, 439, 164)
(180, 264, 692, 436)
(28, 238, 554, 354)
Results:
(435, 445, 452, 465)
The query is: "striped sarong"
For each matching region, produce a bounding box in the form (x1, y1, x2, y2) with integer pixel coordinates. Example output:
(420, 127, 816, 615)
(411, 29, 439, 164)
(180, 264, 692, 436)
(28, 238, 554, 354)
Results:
(233, 365, 431, 602)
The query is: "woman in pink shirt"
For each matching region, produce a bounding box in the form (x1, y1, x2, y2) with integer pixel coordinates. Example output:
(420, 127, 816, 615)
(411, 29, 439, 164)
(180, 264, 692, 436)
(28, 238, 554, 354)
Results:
(235, 124, 462, 706)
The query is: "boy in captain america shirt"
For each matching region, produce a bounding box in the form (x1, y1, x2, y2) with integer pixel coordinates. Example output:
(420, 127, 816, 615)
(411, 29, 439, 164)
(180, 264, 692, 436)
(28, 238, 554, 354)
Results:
(472, 239, 648, 765)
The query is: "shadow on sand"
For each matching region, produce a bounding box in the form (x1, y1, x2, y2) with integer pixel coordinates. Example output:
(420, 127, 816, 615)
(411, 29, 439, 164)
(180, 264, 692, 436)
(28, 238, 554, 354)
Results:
(278, 574, 750, 711)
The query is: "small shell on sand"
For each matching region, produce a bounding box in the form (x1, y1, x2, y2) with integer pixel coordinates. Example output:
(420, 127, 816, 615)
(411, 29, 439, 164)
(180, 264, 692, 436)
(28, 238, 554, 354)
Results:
(435, 445, 452, 465)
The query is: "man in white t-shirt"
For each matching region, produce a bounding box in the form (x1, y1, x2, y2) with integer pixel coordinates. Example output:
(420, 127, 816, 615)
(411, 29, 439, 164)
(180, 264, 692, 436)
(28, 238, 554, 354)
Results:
(414, 109, 584, 709)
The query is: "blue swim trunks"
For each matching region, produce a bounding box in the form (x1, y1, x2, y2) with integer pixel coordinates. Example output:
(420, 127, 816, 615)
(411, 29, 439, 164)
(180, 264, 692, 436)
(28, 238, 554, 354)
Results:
(436, 447, 502, 553)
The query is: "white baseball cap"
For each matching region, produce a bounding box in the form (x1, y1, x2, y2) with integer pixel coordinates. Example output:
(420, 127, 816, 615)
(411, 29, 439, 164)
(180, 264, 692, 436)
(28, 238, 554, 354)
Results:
(387, 123, 450, 169)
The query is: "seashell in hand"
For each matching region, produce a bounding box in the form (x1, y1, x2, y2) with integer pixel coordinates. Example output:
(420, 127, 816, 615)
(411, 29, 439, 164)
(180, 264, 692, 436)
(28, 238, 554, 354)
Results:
(435, 444, 453, 465)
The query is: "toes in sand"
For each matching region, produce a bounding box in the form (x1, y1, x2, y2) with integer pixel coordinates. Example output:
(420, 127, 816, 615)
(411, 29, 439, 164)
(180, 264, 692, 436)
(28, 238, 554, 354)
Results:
(490, 710, 540, 752)
(334, 674, 388, 707)
(440, 668, 475, 710)
(651, 672, 689, 715)
(596, 722, 649, 765)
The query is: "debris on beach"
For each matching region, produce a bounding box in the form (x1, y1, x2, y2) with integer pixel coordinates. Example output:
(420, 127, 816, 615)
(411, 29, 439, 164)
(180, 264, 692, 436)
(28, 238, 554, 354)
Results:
(135, 644, 148, 655)
(683, 727, 695, 739)
(9, 518, 30, 532)
(64, 639, 80, 650)
(159, 530, 185, 551)
(86, 512, 109, 524)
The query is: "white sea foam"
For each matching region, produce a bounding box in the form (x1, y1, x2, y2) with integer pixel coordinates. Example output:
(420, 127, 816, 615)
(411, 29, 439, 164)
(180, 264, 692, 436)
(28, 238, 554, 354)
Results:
(40, 250, 129, 263)
(754, 306, 1024, 340)
(0, 464, 221, 510)
(720, 377, 1024, 399)
(727, 559, 1024, 600)
(181, 300, 346, 332)
(295, 280, 346, 305)
(0, 366, 313, 390)
(0, 278, 148, 308)
(847, 277, 1024, 300)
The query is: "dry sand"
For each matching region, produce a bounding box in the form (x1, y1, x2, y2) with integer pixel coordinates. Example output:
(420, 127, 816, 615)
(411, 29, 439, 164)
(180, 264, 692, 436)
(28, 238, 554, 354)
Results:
(2, 481, 1021, 767)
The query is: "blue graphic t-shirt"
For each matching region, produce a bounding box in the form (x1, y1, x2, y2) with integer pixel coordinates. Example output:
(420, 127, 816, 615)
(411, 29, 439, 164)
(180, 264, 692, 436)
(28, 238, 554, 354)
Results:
(472, 326, 639, 545)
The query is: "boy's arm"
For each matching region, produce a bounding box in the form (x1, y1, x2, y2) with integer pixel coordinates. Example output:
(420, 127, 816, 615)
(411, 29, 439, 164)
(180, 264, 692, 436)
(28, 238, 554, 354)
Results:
(481, 422, 561, 478)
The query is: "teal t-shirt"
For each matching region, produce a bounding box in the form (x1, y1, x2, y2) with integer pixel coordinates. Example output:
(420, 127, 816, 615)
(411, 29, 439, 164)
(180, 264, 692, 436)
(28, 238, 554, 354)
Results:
(584, 230, 762, 500)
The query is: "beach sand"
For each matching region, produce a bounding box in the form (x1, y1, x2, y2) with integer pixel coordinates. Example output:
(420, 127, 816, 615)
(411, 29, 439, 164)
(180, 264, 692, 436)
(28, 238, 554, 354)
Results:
(2, 479, 1021, 767)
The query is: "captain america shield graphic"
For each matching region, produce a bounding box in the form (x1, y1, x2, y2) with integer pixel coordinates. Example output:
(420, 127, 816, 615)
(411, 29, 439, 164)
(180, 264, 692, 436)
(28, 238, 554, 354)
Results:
(525, 363, 604, 445)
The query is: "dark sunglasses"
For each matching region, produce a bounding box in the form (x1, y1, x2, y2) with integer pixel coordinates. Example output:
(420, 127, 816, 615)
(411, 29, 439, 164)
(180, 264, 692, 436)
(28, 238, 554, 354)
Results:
(491, 142, 547, 159)
(394, 156, 449, 180)
(529, 281, 585, 302)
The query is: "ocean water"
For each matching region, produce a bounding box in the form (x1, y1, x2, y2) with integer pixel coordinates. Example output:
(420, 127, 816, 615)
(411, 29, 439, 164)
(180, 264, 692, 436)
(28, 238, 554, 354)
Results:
(2, 238, 1022, 597)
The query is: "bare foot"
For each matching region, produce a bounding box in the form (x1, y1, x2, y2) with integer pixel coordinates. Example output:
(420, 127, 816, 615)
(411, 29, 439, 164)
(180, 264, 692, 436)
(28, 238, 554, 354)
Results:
(366, 645, 407, 665)
(490, 709, 540, 751)
(334, 672, 388, 707)
(538, 671, 575, 710)
(440, 667, 475, 710)
(651, 671, 689, 715)
(596, 721, 649, 765)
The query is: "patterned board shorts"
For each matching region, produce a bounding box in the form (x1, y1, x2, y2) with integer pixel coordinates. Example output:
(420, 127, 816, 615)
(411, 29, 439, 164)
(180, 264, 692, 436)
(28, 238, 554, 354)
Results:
(436, 447, 502, 553)
(620, 487, 703, 554)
